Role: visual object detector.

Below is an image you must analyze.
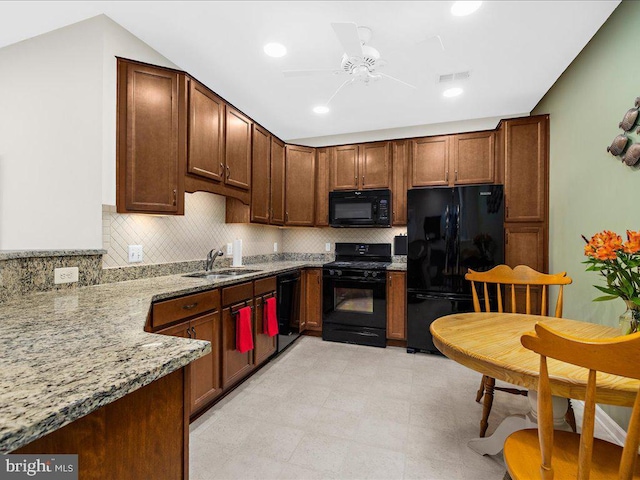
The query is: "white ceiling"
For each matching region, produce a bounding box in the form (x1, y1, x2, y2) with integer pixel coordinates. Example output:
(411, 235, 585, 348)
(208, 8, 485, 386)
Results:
(0, 1, 619, 141)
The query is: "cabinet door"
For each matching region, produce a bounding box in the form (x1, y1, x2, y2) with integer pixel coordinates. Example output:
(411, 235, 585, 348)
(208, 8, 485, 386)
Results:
(410, 136, 449, 187)
(222, 303, 254, 389)
(225, 107, 252, 190)
(190, 312, 222, 413)
(187, 79, 225, 182)
(250, 125, 271, 224)
(117, 60, 185, 214)
(303, 269, 322, 331)
(285, 145, 316, 226)
(315, 147, 331, 226)
(254, 294, 277, 366)
(451, 131, 495, 185)
(156, 321, 190, 339)
(386, 271, 406, 340)
(504, 115, 548, 222)
(270, 138, 286, 225)
(392, 141, 409, 226)
(359, 141, 391, 189)
(331, 145, 359, 190)
(505, 224, 545, 272)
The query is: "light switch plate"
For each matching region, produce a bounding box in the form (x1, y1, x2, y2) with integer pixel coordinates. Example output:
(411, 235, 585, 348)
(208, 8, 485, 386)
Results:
(274, 242, 278, 253)
(325, 243, 331, 252)
(128, 245, 143, 263)
(54, 267, 79, 284)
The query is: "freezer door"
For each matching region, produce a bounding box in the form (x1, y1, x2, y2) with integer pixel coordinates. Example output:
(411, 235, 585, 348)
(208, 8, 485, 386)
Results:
(406, 292, 474, 354)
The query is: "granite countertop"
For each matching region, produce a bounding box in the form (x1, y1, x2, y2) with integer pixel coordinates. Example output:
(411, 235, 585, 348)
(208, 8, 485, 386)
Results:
(0, 249, 107, 260)
(0, 260, 321, 453)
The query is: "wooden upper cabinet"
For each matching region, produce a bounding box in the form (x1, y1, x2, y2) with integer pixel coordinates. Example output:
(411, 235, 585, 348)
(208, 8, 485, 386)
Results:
(285, 145, 316, 226)
(315, 147, 331, 226)
(451, 131, 495, 185)
(270, 138, 286, 225)
(250, 125, 271, 224)
(410, 136, 449, 187)
(360, 141, 391, 189)
(505, 224, 546, 273)
(117, 59, 186, 214)
(225, 107, 252, 190)
(504, 115, 549, 222)
(187, 78, 225, 182)
(331, 145, 359, 190)
(392, 141, 409, 226)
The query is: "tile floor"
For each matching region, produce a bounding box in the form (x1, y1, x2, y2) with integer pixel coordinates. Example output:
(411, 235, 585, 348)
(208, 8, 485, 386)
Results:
(190, 336, 536, 479)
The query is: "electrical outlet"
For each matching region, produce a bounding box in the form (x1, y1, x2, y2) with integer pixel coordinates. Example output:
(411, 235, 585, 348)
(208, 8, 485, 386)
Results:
(227, 243, 233, 255)
(54, 267, 79, 284)
(274, 242, 278, 253)
(128, 245, 143, 263)
(325, 242, 331, 252)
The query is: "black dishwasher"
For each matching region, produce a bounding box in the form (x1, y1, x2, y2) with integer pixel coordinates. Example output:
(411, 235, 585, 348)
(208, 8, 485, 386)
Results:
(276, 271, 301, 353)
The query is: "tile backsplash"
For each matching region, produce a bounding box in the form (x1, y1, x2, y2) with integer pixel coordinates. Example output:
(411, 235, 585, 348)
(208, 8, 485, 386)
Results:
(102, 192, 282, 268)
(103, 192, 407, 268)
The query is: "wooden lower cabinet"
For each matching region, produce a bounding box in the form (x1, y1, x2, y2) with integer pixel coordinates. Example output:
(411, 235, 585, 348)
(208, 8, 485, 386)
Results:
(16, 369, 187, 480)
(386, 271, 407, 340)
(254, 276, 278, 366)
(302, 268, 322, 331)
(222, 302, 254, 388)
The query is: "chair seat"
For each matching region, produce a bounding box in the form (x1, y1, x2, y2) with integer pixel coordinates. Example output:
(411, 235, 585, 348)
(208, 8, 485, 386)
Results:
(504, 429, 640, 479)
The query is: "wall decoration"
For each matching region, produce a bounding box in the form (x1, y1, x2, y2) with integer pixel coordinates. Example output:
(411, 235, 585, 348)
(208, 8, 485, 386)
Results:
(607, 96, 640, 167)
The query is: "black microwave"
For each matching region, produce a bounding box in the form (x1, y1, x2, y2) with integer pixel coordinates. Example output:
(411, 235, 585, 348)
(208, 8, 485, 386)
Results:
(329, 189, 392, 227)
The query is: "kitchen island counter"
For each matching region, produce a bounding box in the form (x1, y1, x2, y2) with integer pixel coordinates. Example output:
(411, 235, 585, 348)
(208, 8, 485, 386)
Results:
(0, 260, 321, 453)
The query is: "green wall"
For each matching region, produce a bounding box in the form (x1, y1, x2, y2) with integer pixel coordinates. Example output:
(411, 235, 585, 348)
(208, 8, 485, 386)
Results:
(533, 0, 638, 429)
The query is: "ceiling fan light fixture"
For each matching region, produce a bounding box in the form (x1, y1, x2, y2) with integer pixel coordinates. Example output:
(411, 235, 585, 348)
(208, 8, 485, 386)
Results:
(443, 87, 463, 98)
(313, 105, 330, 114)
(263, 42, 287, 58)
(451, 1, 483, 16)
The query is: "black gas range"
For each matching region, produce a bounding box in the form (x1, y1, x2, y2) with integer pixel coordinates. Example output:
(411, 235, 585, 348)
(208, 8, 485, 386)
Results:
(322, 243, 391, 348)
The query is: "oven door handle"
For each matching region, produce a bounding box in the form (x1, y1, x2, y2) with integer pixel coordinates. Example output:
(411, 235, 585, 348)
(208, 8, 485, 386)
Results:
(324, 276, 386, 283)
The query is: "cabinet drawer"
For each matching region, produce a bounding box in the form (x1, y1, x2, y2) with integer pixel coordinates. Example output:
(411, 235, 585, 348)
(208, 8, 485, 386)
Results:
(254, 276, 277, 296)
(152, 289, 220, 329)
(222, 281, 253, 307)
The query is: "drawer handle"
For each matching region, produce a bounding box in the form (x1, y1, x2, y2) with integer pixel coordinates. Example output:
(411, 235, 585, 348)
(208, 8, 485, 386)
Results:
(191, 326, 196, 337)
(182, 302, 198, 310)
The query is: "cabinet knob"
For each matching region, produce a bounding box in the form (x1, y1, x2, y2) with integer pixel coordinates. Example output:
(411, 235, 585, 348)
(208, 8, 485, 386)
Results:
(285, 212, 289, 222)
(226, 165, 230, 179)
(219, 163, 224, 177)
(362, 175, 365, 186)
(445, 171, 449, 182)
(455, 170, 458, 181)
(172, 189, 177, 206)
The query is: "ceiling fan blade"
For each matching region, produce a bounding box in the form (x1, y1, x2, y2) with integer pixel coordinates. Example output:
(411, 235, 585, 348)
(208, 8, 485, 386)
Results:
(283, 69, 343, 78)
(331, 22, 364, 59)
(326, 78, 356, 106)
(378, 72, 417, 89)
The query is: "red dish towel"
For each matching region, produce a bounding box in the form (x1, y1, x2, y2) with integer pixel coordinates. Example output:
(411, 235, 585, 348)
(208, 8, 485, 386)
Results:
(236, 306, 254, 353)
(264, 297, 278, 337)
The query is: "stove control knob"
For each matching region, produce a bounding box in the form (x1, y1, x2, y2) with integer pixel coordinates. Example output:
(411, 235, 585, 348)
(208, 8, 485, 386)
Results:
(364, 271, 369, 277)
(371, 271, 377, 278)
(329, 270, 335, 276)
(337, 270, 342, 276)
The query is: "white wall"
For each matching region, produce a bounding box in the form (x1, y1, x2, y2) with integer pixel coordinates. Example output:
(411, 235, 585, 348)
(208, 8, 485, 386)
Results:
(0, 17, 104, 250)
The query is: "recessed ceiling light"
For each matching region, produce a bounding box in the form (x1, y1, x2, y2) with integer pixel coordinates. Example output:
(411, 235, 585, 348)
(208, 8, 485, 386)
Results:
(451, 1, 483, 16)
(443, 87, 463, 98)
(263, 42, 287, 58)
(313, 105, 330, 114)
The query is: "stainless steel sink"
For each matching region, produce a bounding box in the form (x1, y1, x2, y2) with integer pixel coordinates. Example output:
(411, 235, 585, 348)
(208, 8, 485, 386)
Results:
(183, 268, 262, 280)
(215, 269, 262, 276)
(183, 272, 232, 280)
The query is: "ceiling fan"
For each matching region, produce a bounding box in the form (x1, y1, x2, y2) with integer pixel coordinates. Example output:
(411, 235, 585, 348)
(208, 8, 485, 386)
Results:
(284, 22, 417, 106)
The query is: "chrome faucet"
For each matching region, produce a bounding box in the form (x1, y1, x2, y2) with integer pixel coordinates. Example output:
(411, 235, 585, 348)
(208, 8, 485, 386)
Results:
(205, 248, 224, 272)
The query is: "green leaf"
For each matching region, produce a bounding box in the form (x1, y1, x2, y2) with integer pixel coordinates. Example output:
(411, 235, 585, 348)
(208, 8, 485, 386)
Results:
(631, 298, 640, 307)
(592, 295, 618, 302)
(593, 285, 620, 296)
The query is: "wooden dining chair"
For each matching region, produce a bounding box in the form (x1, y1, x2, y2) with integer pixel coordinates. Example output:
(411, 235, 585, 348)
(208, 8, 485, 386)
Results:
(505, 323, 640, 480)
(465, 264, 573, 437)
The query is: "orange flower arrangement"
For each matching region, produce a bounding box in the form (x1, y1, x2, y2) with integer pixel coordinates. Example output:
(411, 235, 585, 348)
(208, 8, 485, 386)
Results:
(583, 229, 640, 306)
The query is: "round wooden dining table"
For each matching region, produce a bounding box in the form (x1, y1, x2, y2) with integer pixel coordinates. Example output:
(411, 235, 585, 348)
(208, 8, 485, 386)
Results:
(430, 312, 639, 454)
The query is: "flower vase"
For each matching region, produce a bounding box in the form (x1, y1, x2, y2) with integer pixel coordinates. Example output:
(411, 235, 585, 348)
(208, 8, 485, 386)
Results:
(619, 300, 640, 335)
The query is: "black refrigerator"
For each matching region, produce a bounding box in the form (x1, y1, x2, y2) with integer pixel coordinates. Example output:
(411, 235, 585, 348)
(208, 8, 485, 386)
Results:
(406, 184, 504, 354)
